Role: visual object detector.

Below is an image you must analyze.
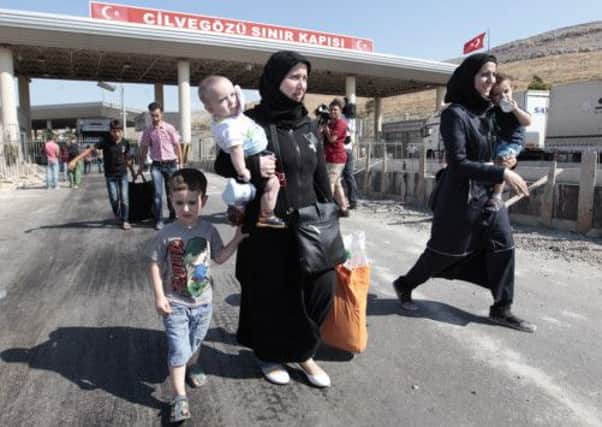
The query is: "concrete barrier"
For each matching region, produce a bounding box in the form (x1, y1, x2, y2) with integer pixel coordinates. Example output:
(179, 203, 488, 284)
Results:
(359, 153, 602, 236)
(194, 152, 601, 236)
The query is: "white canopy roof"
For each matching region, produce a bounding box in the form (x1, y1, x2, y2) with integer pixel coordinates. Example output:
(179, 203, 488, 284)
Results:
(0, 8, 456, 97)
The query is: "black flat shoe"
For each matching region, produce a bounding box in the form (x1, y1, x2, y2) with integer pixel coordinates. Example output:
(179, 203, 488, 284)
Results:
(489, 310, 536, 333)
(393, 276, 418, 311)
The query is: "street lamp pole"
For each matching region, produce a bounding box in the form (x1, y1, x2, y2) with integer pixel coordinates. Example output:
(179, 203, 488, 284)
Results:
(121, 84, 126, 135)
(97, 81, 126, 133)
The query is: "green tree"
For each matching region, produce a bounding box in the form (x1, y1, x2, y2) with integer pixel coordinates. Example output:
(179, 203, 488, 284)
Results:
(527, 75, 551, 90)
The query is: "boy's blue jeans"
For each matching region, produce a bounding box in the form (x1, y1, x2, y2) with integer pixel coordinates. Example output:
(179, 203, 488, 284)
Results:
(105, 175, 129, 222)
(163, 302, 212, 367)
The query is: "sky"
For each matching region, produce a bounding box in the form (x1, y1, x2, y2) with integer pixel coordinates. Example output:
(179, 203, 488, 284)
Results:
(3, 0, 601, 111)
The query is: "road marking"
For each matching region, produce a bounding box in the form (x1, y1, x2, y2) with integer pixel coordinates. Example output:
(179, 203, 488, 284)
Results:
(540, 316, 568, 327)
(561, 310, 587, 321)
(370, 267, 602, 427)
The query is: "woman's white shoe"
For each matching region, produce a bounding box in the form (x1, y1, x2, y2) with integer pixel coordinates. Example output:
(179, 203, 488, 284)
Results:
(297, 362, 331, 388)
(258, 361, 290, 385)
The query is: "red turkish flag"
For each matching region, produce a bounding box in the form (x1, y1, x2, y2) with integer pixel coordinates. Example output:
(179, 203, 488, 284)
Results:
(90, 2, 129, 22)
(463, 32, 486, 54)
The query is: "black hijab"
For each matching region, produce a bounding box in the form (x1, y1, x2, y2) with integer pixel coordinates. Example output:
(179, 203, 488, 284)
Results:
(444, 53, 497, 114)
(253, 50, 312, 128)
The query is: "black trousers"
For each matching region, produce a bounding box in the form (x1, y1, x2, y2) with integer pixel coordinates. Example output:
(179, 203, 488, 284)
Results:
(404, 247, 514, 310)
(404, 208, 515, 311)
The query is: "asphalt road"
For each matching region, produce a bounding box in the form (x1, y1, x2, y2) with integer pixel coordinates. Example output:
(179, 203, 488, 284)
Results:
(0, 173, 600, 427)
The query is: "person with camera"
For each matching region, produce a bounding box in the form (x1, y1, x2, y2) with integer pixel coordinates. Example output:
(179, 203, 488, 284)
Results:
(214, 51, 336, 387)
(314, 103, 330, 131)
(322, 98, 350, 217)
(341, 97, 359, 209)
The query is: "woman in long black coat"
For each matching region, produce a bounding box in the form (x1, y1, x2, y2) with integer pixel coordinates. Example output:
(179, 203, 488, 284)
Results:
(215, 51, 336, 386)
(393, 53, 536, 333)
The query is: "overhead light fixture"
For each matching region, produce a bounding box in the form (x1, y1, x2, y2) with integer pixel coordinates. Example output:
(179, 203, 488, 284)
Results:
(122, 63, 132, 69)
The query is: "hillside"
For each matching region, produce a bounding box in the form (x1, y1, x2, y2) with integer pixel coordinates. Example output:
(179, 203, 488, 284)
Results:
(356, 22, 602, 130)
(492, 21, 602, 62)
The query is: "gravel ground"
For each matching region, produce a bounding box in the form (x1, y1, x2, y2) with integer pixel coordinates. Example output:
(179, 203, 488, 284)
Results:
(357, 198, 602, 267)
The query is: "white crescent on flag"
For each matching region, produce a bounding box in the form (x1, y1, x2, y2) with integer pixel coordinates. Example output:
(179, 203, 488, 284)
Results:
(463, 32, 486, 54)
(91, 3, 127, 22)
(101, 6, 120, 20)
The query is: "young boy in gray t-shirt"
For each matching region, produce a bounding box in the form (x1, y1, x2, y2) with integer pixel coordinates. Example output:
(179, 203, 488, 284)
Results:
(145, 168, 245, 423)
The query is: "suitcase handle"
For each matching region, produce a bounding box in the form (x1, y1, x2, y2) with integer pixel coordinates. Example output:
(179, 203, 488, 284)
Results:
(131, 171, 147, 183)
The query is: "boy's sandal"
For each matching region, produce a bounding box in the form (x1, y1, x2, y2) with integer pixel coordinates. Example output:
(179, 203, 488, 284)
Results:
(186, 364, 207, 388)
(170, 396, 191, 423)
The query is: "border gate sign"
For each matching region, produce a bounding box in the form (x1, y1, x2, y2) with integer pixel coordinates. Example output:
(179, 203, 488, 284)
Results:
(90, 2, 374, 52)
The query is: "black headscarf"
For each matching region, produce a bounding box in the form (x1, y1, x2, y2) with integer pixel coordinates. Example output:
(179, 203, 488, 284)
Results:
(253, 50, 312, 128)
(444, 53, 497, 114)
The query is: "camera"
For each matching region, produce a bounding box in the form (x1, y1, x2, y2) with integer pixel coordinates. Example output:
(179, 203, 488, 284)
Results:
(315, 104, 330, 125)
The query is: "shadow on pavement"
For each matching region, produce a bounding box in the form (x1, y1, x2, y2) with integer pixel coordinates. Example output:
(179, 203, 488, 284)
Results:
(367, 294, 493, 327)
(202, 212, 233, 226)
(0, 326, 166, 410)
(24, 219, 155, 233)
(16, 185, 54, 191)
(388, 217, 433, 226)
(24, 219, 118, 232)
(315, 344, 354, 362)
(204, 326, 238, 345)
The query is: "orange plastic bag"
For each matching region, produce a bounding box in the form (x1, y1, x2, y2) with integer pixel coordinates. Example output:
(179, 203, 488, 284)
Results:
(320, 264, 370, 353)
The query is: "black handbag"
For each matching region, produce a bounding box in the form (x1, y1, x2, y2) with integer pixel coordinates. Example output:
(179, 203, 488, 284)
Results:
(269, 125, 347, 275)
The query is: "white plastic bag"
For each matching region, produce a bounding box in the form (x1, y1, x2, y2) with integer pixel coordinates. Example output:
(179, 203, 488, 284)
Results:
(343, 231, 369, 269)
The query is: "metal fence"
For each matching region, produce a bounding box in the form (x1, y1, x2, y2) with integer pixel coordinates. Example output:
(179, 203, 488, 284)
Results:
(355, 140, 445, 175)
(0, 124, 25, 180)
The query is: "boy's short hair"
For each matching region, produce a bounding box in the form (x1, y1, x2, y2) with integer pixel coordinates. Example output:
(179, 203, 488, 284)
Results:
(198, 75, 227, 104)
(169, 168, 208, 195)
(147, 101, 163, 112)
(329, 97, 344, 110)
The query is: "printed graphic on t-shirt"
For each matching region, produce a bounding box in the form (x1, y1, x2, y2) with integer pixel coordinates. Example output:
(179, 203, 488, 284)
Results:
(167, 237, 210, 298)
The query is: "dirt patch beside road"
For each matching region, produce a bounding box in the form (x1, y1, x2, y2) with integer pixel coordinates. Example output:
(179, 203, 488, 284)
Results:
(357, 199, 602, 267)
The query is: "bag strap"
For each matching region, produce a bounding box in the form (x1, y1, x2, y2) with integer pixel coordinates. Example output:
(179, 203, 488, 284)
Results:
(268, 125, 293, 209)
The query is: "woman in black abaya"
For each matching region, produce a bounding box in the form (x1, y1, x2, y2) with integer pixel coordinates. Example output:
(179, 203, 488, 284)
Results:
(216, 51, 336, 386)
(392, 53, 536, 333)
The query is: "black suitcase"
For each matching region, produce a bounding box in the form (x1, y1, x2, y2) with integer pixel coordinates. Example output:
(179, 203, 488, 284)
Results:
(129, 176, 154, 223)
